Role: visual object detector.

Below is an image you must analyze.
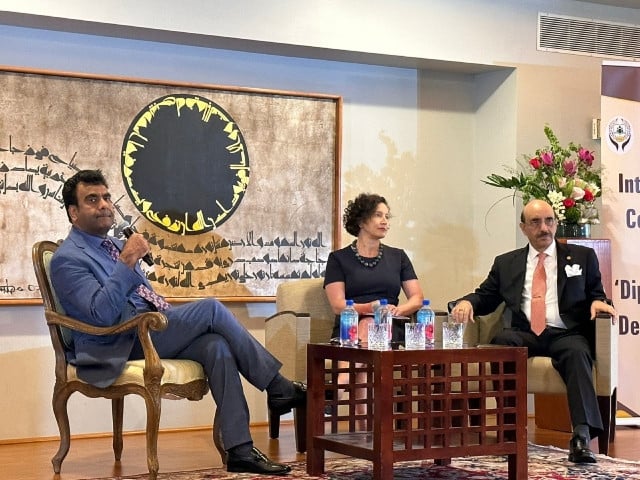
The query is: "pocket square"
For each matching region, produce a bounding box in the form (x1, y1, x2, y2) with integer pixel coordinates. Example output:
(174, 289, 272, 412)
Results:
(565, 264, 582, 277)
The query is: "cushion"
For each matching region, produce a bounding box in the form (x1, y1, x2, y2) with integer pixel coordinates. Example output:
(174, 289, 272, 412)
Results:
(67, 359, 206, 386)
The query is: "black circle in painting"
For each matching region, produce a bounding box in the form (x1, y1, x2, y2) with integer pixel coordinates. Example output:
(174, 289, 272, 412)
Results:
(121, 94, 250, 235)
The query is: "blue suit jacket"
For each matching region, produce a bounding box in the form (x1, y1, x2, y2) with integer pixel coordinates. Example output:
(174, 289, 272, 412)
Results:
(50, 227, 150, 387)
(462, 241, 607, 340)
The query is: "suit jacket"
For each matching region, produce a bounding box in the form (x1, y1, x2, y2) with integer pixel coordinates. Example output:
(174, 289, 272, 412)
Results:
(461, 241, 607, 342)
(50, 227, 150, 387)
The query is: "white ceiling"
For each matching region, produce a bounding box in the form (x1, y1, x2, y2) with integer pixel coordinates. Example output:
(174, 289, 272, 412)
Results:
(579, 0, 640, 8)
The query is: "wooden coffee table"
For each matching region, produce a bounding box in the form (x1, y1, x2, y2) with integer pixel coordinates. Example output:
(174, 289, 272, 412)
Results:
(306, 343, 528, 480)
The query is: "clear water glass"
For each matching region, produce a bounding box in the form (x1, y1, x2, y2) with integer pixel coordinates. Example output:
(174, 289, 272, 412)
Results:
(442, 318, 465, 348)
(368, 322, 391, 350)
(404, 322, 426, 349)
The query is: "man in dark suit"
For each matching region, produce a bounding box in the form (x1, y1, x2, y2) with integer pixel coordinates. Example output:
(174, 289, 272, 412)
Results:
(451, 199, 616, 464)
(51, 170, 305, 475)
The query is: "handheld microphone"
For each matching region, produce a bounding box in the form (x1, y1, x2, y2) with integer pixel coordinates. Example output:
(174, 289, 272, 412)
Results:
(118, 223, 154, 266)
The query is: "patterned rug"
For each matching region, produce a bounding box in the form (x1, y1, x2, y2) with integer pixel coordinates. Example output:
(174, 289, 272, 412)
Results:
(83, 443, 640, 479)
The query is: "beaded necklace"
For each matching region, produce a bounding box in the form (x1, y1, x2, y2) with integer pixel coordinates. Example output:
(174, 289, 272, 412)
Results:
(351, 240, 383, 268)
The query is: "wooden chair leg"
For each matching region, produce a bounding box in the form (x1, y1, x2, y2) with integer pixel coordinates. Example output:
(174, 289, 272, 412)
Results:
(111, 398, 124, 461)
(145, 396, 161, 480)
(51, 388, 72, 474)
(293, 405, 307, 452)
(268, 408, 280, 439)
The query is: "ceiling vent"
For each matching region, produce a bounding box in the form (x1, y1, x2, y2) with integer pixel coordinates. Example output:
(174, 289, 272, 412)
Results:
(538, 12, 640, 61)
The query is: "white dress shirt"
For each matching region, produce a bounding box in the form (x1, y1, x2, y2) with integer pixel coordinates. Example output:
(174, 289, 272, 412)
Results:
(521, 242, 567, 330)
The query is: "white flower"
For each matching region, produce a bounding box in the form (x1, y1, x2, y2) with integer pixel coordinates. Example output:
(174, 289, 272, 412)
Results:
(547, 190, 566, 222)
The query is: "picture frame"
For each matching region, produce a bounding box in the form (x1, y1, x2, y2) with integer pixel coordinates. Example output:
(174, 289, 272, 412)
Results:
(0, 66, 341, 304)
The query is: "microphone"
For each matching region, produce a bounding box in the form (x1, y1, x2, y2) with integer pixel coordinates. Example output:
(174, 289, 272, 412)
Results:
(118, 223, 154, 266)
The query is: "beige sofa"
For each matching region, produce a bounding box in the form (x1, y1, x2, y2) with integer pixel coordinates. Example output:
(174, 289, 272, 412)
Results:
(265, 278, 617, 455)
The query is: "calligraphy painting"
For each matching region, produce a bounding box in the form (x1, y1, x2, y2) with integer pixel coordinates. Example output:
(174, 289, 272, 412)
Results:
(0, 67, 341, 303)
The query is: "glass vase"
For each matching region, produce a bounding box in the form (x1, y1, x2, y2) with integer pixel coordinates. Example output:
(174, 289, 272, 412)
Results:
(556, 222, 590, 238)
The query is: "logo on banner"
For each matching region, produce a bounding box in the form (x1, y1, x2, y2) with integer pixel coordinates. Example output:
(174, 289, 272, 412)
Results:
(606, 116, 633, 154)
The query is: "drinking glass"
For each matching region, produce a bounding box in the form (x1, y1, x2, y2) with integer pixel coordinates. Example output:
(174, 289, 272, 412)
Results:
(368, 322, 391, 350)
(442, 317, 465, 348)
(404, 322, 426, 350)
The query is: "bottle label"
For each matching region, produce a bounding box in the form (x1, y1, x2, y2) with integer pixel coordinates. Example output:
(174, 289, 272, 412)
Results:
(340, 310, 358, 346)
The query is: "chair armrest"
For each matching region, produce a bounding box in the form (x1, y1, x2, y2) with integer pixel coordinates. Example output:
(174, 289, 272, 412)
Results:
(594, 312, 617, 396)
(44, 309, 169, 381)
(44, 309, 168, 337)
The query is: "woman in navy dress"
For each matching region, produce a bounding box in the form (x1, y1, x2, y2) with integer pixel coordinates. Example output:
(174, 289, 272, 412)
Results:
(324, 192, 424, 341)
(323, 193, 424, 423)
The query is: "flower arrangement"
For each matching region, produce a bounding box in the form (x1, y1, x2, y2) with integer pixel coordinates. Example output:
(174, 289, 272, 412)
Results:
(484, 125, 601, 224)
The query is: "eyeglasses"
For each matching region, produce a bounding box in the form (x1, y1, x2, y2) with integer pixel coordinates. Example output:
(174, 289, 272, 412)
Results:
(525, 217, 556, 228)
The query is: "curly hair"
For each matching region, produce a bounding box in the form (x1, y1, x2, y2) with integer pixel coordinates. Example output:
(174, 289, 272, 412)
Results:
(62, 169, 109, 222)
(343, 193, 388, 237)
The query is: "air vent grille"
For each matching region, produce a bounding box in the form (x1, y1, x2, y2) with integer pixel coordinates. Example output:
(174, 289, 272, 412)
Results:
(538, 13, 640, 61)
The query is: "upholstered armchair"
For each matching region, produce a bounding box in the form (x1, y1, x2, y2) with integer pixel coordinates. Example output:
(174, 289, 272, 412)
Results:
(264, 278, 335, 452)
(32, 241, 222, 480)
(440, 302, 617, 455)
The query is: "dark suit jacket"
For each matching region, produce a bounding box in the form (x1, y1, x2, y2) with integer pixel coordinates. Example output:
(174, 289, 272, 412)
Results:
(50, 227, 150, 387)
(461, 241, 607, 343)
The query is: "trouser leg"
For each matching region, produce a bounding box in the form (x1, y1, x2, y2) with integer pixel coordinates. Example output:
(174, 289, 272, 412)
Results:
(548, 332, 603, 437)
(176, 333, 253, 450)
(152, 299, 283, 390)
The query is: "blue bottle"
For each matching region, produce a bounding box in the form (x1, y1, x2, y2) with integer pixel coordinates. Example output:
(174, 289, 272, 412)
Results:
(417, 299, 435, 346)
(340, 299, 359, 346)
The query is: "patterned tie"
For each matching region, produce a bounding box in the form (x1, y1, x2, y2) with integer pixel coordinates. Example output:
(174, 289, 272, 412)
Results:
(101, 238, 171, 312)
(530, 252, 547, 335)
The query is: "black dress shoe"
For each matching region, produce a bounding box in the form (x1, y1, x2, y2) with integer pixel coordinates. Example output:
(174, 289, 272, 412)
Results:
(227, 447, 292, 475)
(268, 381, 307, 416)
(568, 435, 597, 463)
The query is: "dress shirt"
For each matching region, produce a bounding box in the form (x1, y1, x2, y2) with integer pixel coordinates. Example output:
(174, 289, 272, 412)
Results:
(521, 241, 566, 330)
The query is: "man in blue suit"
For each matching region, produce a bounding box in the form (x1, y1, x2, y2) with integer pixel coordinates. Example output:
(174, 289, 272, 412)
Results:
(51, 169, 305, 475)
(451, 199, 616, 464)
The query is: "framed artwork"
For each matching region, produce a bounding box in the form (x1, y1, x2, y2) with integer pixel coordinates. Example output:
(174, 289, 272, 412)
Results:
(0, 66, 341, 304)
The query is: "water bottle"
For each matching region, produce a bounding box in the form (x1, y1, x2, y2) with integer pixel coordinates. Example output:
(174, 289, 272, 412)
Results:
(417, 299, 435, 346)
(340, 299, 359, 346)
(374, 298, 392, 344)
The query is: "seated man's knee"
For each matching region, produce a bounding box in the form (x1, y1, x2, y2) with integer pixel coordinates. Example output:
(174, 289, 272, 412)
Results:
(491, 329, 523, 346)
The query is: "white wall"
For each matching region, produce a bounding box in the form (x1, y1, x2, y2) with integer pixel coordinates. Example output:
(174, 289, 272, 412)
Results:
(0, 0, 638, 441)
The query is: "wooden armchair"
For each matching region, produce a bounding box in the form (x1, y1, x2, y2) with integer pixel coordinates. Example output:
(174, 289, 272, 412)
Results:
(440, 302, 617, 455)
(264, 278, 335, 453)
(32, 241, 223, 480)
